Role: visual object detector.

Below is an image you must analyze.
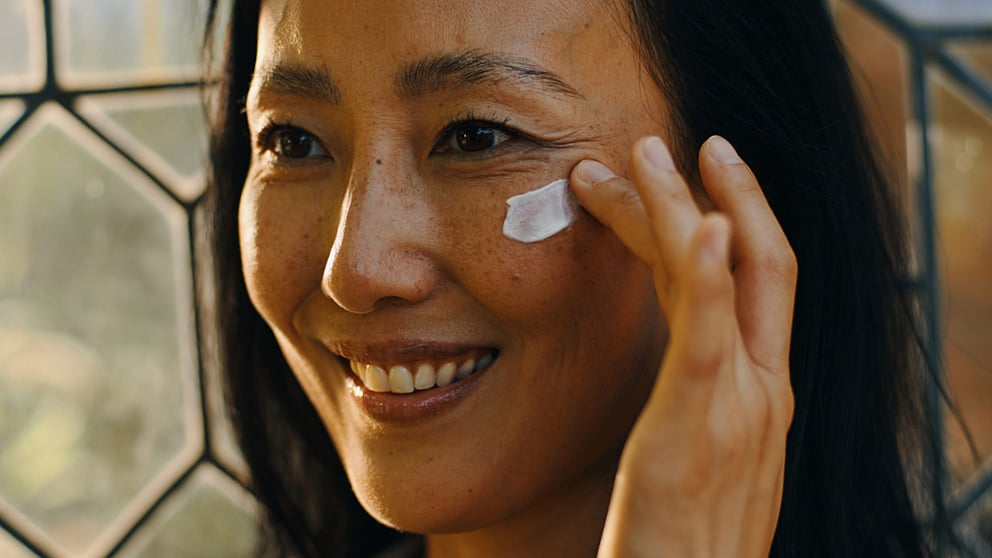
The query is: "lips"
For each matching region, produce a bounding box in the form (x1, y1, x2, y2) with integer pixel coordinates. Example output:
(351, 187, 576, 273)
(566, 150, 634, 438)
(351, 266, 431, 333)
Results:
(324, 340, 499, 420)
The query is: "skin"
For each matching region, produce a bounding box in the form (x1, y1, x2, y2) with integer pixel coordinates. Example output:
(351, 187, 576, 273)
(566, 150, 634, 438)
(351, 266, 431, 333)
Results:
(240, 1, 796, 556)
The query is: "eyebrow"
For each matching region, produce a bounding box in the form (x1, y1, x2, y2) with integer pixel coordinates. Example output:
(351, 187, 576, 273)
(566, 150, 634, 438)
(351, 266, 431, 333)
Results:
(251, 50, 583, 105)
(252, 63, 343, 104)
(396, 51, 583, 100)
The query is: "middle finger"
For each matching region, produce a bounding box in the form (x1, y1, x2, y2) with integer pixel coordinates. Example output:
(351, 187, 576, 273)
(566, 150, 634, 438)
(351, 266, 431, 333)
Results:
(630, 136, 705, 283)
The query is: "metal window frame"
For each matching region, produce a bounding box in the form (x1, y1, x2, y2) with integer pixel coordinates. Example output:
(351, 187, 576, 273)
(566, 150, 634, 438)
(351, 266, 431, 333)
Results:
(0, 1, 248, 557)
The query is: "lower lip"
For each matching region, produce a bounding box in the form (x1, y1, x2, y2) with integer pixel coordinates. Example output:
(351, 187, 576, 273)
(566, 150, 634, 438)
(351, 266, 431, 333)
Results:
(344, 362, 491, 423)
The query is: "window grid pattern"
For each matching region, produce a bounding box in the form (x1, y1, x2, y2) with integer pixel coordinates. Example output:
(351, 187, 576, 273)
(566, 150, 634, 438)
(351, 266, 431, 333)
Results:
(0, 0, 250, 556)
(0, 0, 988, 556)
(854, 2, 992, 555)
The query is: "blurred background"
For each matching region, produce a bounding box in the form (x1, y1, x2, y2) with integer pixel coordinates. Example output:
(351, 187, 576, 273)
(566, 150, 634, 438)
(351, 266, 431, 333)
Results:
(0, 0, 989, 556)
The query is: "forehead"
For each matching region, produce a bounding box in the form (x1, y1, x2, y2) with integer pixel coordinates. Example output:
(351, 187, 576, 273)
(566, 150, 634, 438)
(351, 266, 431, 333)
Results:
(255, 0, 628, 86)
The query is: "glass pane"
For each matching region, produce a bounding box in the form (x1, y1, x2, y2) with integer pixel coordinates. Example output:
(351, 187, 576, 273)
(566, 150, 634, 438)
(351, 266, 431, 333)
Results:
(834, 0, 919, 274)
(0, 105, 196, 553)
(78, 90, 209, 201)
(947, 42, 992, 86)
(930, 76, 992, 486)
(876, 0, 992, 25)
(192, 204, 248, 479)
(0, 101, 25, 138)
(0, 531, 38, 558)
(56, 0, 211, 87)
(120, 466, 258, 558)
(953, 472, 992, 556)
(0, 0, 44, 91)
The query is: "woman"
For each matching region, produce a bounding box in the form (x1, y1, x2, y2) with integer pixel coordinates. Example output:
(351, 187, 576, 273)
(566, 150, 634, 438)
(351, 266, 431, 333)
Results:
(204, 1, 942, 556)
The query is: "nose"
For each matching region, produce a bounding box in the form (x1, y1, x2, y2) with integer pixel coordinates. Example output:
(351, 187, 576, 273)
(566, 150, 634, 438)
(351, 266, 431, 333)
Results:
(322, 158, 440, 314)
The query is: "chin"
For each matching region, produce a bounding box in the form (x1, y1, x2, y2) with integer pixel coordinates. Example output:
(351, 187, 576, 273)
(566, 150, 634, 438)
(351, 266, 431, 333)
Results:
(351, 473, 511, 535)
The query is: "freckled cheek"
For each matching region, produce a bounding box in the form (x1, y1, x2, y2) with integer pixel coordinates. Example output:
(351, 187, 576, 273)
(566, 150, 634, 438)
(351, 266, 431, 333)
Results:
(239, 185, 333, 331)
(447, 203, 632, 332)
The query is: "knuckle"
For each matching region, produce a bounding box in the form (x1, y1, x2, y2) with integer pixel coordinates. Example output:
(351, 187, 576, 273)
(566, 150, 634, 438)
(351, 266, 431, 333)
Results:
(777, 384, 796, 426)
(678, 336, 724, 375)
(757, 244, 798, 286)
(672, 453, 714, 500)
(729, 171, 762, 196)
(711, 418, 749, 465)
(608, 179, 644, 211)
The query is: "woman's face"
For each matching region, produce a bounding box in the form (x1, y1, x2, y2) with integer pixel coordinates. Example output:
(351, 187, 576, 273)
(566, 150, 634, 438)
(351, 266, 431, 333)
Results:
(242, 0, 669, 534)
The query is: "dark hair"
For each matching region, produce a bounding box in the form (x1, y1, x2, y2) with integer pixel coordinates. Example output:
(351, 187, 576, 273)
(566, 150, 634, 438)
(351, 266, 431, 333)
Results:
(204, 1, 945, 556)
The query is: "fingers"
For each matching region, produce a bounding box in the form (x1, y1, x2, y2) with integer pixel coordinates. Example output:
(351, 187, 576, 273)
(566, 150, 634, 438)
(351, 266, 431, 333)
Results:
(650, 213, 736, 431)
(628, 137, 703, 280)
(572, 133, 797, 376)
(571, 137, 704, 306)
(698, 136, 797, 372)
(571, 160, 660, 267)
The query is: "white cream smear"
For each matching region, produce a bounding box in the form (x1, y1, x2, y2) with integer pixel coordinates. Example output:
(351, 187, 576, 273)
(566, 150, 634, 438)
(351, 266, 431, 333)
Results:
(502, 178, 578, 243)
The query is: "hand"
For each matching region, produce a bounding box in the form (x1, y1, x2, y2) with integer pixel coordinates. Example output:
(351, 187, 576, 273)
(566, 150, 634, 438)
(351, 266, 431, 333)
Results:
(570, 136, 797, 558)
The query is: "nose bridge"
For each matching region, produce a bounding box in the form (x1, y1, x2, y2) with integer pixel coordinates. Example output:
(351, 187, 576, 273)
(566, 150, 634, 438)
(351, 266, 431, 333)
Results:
(322, 146, 436, 313)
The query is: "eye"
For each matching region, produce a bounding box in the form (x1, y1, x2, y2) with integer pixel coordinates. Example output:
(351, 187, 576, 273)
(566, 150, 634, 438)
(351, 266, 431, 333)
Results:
(257, 124, 329, 160)
(438, 121, 513, 154)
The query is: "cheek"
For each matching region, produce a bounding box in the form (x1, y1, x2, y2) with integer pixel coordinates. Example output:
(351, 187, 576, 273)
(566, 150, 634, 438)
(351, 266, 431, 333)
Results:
(238, 182, 330, 329)
(452, 199, 654, 341)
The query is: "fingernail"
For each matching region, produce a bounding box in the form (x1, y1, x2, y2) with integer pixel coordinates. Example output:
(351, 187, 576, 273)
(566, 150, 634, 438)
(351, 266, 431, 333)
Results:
(575, 160, 616, 185)
(707, 135, 743, 165)
(642, 136, 676, 172)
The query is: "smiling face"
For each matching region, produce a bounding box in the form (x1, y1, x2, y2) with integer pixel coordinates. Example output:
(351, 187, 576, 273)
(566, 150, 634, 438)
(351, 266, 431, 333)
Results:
(241, 0, 669, 538)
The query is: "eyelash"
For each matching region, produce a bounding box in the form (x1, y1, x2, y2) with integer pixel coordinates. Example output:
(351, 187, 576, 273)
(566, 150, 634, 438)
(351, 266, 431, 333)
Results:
(254, 121, 324, 159)
(253, 111, 525, 163)
(432, 112, 520, 157)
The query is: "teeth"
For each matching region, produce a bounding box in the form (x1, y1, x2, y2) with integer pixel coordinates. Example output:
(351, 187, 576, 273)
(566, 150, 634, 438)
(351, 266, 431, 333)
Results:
(388, 365, 415, 394)
(456, 358, 476, 380)
(436, 362, 457, 387)
(476, 352, 494, 370)
(365, 365, 390, 392)
(349, 353, 495, 394)
(414, 363, 436, 390)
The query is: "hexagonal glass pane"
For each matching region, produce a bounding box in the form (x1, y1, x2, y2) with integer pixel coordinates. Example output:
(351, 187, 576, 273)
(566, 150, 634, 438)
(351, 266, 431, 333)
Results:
(78, 90, 209, 202)
(55, 0, 211, 87)
(0, 0, 45, 91)
(929, 75, 992, 488)
(120, 465, 258, 558)
(0, 101, 25, 139)
(0, 105, 198, 554)
(191, 203, 247, 480)
(0, 531, 39, 558)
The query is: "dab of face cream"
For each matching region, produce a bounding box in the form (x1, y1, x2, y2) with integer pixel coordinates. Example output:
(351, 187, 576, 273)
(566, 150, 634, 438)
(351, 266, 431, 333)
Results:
(503, 178, 578, 243)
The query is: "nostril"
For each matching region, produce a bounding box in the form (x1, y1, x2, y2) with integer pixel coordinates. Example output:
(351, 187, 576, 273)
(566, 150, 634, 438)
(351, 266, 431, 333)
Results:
(322, 239, 439, 314)
(322, 254, 377, 314)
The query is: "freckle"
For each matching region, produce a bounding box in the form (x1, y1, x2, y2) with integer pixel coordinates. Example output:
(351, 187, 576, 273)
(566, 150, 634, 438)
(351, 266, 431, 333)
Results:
(376, 159, 382, 165)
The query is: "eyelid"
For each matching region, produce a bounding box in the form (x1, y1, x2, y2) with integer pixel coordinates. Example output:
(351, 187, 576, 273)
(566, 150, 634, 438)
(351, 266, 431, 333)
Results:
(432, 115, 533, 160)
(253, 120, 331, 163)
